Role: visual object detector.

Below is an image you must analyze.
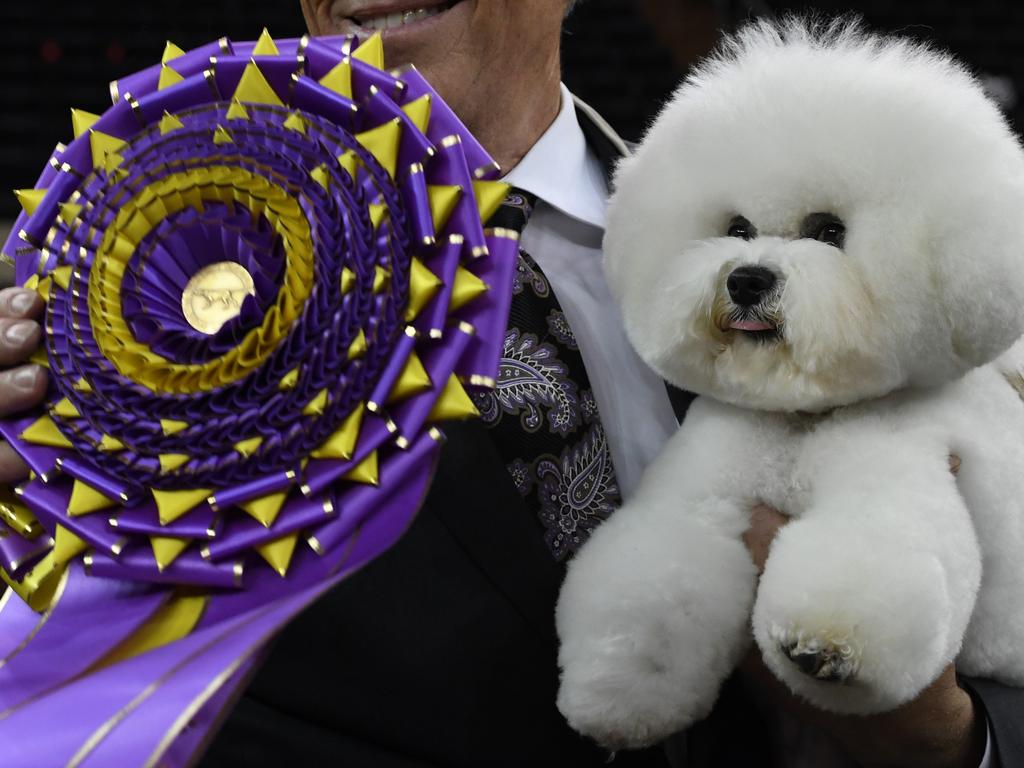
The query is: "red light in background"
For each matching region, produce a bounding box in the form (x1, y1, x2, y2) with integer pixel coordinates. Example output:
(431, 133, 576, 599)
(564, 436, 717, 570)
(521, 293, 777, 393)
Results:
(40, 39, 61, 65)
(106, 42, 126, 65)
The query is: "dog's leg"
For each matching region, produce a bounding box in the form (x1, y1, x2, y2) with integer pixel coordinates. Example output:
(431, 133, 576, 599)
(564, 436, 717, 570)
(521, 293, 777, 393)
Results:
(751, 425, 981, 714)
(556, 399, 779, 750)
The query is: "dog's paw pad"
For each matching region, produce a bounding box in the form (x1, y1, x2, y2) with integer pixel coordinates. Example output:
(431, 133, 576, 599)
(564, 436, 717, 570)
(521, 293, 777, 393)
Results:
(772, 627, 861, 683)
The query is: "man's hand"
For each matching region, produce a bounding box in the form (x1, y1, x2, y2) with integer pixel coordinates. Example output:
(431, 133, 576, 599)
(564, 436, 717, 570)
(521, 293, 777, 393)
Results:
(0, 287, 47, 484)
(740, 455, 987, 768)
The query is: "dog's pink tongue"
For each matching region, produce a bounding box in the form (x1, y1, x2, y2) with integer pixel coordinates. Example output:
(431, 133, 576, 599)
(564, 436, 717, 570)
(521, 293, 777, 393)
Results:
(730, 319, 775, 332)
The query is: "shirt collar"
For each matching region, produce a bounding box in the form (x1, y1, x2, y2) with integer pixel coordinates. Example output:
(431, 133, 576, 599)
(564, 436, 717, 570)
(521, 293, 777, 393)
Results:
(502, 83, 608, 229)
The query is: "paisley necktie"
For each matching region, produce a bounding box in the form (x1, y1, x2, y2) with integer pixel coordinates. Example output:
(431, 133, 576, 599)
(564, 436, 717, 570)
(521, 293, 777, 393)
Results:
(475, 189, 622, 561)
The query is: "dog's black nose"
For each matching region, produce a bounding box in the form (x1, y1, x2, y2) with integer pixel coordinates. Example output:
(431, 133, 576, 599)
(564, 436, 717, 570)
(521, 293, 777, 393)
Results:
(727, 266, 776, 307)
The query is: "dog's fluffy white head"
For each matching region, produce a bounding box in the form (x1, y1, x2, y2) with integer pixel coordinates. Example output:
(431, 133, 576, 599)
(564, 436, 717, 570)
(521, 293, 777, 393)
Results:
(605, 18, 1024, 412)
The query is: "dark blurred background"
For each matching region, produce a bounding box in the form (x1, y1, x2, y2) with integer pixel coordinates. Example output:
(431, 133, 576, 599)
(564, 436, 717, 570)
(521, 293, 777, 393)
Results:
(2, 0, 1023, 227)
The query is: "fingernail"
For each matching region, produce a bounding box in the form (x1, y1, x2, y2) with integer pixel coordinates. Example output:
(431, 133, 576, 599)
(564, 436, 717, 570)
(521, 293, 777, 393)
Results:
(4, 321, 38, 346)
(11, 366, 40, 390)
(9, 290, 36, 316)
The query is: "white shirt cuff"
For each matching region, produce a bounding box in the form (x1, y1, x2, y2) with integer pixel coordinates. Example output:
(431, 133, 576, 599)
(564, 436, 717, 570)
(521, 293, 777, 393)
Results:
(978, 709, 995, 768)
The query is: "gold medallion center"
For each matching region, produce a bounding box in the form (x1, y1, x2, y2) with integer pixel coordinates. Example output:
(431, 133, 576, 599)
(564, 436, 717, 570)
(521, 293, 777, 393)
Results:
(182, 261, 256, 335)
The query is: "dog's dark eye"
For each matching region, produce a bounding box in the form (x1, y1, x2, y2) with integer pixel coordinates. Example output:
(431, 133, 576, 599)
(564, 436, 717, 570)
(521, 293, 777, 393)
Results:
(802, 213, 846, 248)
(727, 215, 757, 241)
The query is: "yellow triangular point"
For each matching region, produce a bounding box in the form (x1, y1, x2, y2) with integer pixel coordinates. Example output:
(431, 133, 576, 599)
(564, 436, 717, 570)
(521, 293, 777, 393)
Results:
(354, 119, 401, 178)
(429, 375, 480, 421)
(352, 33, 384, 69)
(225, 99, 250, 121)
(282, 112, 307, 134)
(241, 491, 287, 527)
(159, 111, 185, 135)
(257, 533, 299, 577)
(213, 125, 234, 145)
(402, 94, 432, 133)
(348, 329, 367, 360)
(450, 266, 488, 311)
(373, 266, 391, 294)
(99, 434, 124, 452)
(388, 352, 432, 403)
(336, 150, 359, 178)
(50, 265, 72, 291)
(233, 61, 284, 106)
(474, 181, 511, 223)
(302, 389, 330, 416)
(319, 58, 353, 99)
(310, 165, 331, 190)
(21, 275, 40, 291)
(68, 479, 117, 517)
(234, 436, 263, 457)
(51, 397, 80, 419)
(428, 185, 462, 232)
(161, 41, 186, 64)
(96, 594, 206, 668)
(104, 152, 125, 175)
(311, 407, 364, 460)
(158, 65, 185, 91)
(343, 451, 379, 485)
(71, 108, 100, 139)
(405, 258, 442, 322)
(15, 189, 47, 217)
(73, 377, 92, 393)
(152, 488, 213, 525)
(369, 203, 387, 229)
(278, 368, 300, 390)
(19, 415, 73, 449)
(340, 268, 355, 295)
(58, 202, 82, 225)
(160, 419, 188, 436)
(28, 347, 49, 369)
(89, 130, 126, 171)
(252, 28, 280, 56)
(53, 525, 87, 563)
(150, 536, 190, 571)
(159, 454, 191, 472)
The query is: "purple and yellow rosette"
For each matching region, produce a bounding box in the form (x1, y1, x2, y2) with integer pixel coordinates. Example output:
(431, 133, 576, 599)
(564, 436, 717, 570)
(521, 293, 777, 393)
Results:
(0, 30, 516, 767)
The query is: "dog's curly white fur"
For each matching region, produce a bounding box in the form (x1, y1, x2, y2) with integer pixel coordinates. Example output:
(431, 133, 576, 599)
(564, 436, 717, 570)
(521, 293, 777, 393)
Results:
(556, 18, 1024, 749)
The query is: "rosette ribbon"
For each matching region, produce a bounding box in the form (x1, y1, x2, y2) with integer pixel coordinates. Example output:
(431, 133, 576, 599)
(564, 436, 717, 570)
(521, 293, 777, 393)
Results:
(0, 30, 517, 767)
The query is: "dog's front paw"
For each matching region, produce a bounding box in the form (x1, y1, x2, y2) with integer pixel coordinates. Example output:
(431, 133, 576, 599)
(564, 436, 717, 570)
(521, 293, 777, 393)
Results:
(773, 625, 861, 683)
(752, 524, 954, 714)
(556, 640, 704, 751)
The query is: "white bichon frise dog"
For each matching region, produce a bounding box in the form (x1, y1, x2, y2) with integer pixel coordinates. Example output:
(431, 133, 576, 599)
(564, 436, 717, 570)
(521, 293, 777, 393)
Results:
(555, 18, 1024, 749)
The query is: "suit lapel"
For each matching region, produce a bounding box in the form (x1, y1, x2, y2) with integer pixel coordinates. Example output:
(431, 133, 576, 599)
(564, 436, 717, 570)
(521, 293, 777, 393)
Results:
(429, 420, 565, 643)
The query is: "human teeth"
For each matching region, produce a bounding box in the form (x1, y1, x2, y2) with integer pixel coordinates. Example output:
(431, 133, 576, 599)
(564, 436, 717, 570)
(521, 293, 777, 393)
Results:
(358, 6, 446, 31)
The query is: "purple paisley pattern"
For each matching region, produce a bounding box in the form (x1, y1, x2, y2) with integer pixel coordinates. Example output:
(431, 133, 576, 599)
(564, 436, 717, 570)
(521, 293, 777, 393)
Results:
(536, 423, 618, 557)
(475, 236, 621, 560)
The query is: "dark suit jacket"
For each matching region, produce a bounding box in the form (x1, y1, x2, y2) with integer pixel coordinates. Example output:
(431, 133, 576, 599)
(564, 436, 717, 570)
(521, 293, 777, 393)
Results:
(202, 102, 1023, 768)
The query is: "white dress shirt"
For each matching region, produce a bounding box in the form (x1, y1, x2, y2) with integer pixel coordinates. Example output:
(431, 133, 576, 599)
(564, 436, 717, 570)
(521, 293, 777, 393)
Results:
(503, 83, 993, 768)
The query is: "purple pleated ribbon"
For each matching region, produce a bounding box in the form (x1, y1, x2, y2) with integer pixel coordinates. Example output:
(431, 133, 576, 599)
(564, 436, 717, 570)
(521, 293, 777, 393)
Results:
(0, 31, 515, 767)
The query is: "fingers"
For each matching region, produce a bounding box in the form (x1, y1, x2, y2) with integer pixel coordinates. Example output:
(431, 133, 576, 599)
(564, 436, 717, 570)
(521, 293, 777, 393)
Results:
(0, 440, 29, 485)
(0, 287, 44, 320)
(0, 318, 42, 367)
(0, 288, 44, 368)
(0, 364, 47, 418)
(743, 503, 789, 574)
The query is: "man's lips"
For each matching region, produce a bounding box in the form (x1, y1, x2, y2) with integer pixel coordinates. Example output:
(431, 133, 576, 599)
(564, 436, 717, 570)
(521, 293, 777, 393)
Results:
(332, 0, 455, 28)
(730, 319, 776, 332)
